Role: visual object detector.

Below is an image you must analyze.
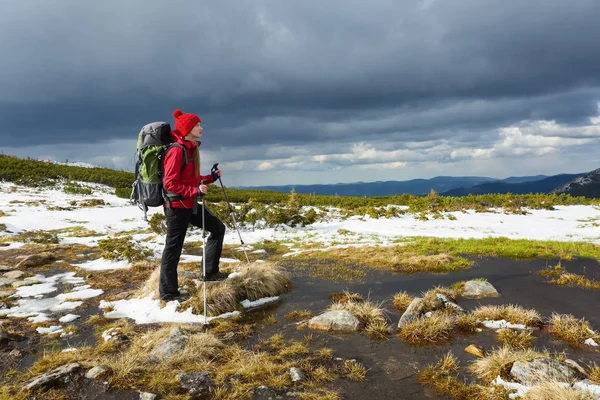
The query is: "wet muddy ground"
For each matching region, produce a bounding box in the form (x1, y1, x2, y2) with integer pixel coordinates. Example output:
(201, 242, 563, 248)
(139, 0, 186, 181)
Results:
(241, 256, 600, 399)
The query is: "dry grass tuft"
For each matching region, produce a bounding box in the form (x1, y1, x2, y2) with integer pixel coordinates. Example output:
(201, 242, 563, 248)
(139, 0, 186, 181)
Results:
(392, 291, 413, 312)
(398, 313, 455, 345)
(455, 314, 480, 333)
(473, 304, 543, 328)
(524, 381, 594, 400)
(136, 261, 290, 317)
(364, 320, 391, 341)
(469, 346, 547, 383)
(343, 360, 367, 382)
(588, 363, 600, 384)
(228, 262, 291, 301)
(329, 290, 364, 304)
(548, 313, 600, 347)
(185, 281, 239, 316)
(284, 310, 314, 320)
(497, 328, 535, 349)
(551, 273, 600, 291)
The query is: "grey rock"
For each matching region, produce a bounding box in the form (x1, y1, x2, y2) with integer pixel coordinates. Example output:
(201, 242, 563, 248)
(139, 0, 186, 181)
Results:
(0, 277, 16, 288)
(177, 372, 211, 399)
(0, 265, 12, 272)
(308, 310, 360, 332)
(397, 297, 424, 330)
(25, 362, 81, 391)
(3, 271, 25, 280)
(510, 358, 585, 386)
(289, 367, 304, 382)
(139, 393, 158, 400)
(16, 252, 56, 269)
(9, 348, 22, 357)
(436, 293, 466, 314)
(461, 280, 499, 299)
(85, 365, 109, 379)
(148, 327, 189, 362)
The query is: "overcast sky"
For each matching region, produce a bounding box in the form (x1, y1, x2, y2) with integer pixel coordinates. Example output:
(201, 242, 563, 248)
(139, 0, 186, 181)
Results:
(1, 0, 599, 186)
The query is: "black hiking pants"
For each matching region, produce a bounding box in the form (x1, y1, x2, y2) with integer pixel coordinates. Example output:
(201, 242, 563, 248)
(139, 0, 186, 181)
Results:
(159, 204, 225, 298)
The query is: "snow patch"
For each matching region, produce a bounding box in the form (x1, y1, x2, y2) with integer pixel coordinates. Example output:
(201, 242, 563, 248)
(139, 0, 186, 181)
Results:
(72, 258, 131, 271)
(241, 296, 280, 309)
(36, 326, 63, 335)
(59, 314, 80, 323)
(99, 295, 240, 324)
(482, 320, 531, 331)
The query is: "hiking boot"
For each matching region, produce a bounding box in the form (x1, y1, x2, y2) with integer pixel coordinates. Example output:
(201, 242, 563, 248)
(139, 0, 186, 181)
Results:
(160, 291, 191, 301)
(204, 272, 229, 281)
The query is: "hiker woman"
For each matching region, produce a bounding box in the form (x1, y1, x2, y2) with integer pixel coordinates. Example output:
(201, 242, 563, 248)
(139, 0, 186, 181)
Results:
(159, 109, 227, 301)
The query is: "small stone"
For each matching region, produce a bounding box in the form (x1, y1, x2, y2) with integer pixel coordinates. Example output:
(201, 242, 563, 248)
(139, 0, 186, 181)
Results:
(9, 348, 22, 357)
(177, 372, 212, 399)
(0, 277, 16, 288)
(464, 344, 484, 358)
(16, 252, 56, 269)
(397, 297, 424, 330)
(436, 293, 465, 314)
(289, 367, 304, 382)
(3, 271, 25, 280)
(25, 362, 81, 391)
(308, 310, 360, 332)
(461, 280, 499, 299)
(148, 327, 189, 362)
(85, 365, 109, 379)
(139, 393, 158, 400)
(0, 265, 12, 272)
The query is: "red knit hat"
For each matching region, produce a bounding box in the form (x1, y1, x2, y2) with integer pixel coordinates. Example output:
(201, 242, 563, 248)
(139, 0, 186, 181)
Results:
(173, 109, 201, 135)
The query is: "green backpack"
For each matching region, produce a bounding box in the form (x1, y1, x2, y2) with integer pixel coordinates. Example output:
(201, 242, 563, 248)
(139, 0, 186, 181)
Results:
(131, 122, 189, 220)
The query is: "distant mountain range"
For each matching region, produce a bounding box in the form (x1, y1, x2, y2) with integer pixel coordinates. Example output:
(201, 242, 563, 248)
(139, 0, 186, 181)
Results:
(237, 173, 592, 197)
(554, 168, 600, 198)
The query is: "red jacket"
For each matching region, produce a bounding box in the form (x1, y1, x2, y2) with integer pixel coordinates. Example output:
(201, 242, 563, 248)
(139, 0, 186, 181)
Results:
(162, 130, 214, 209)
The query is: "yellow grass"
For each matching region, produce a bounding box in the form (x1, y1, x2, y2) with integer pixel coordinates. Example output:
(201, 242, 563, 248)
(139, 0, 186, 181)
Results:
(473, 305, 543, 328)
(548, 313, 600, 347)
(392, 291, 413, 312)
(398, 313, 455, 345)
(497, 328, 535, 349)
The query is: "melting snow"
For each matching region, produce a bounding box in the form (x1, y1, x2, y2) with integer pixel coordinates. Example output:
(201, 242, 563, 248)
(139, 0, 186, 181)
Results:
(482, 320, 531, 331)
(58, 314, 80, 323)
(72, 258, 131, 271)
(36, 326, 63, 335)
(241, 296, 280, 309)
(585, 338, 599, 347)
(99, 295, 240, 324)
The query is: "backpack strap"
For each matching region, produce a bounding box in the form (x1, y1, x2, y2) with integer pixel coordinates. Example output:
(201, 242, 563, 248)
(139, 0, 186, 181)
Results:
(163, 143, 191, 208)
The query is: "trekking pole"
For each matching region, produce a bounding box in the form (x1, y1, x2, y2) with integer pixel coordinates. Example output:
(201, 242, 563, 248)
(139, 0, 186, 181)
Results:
(212, 163, 251, 264)
(200, 179, 209, 327)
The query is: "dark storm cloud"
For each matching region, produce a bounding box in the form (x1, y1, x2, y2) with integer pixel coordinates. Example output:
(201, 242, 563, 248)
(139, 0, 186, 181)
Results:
(0, 0, 599, 154)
